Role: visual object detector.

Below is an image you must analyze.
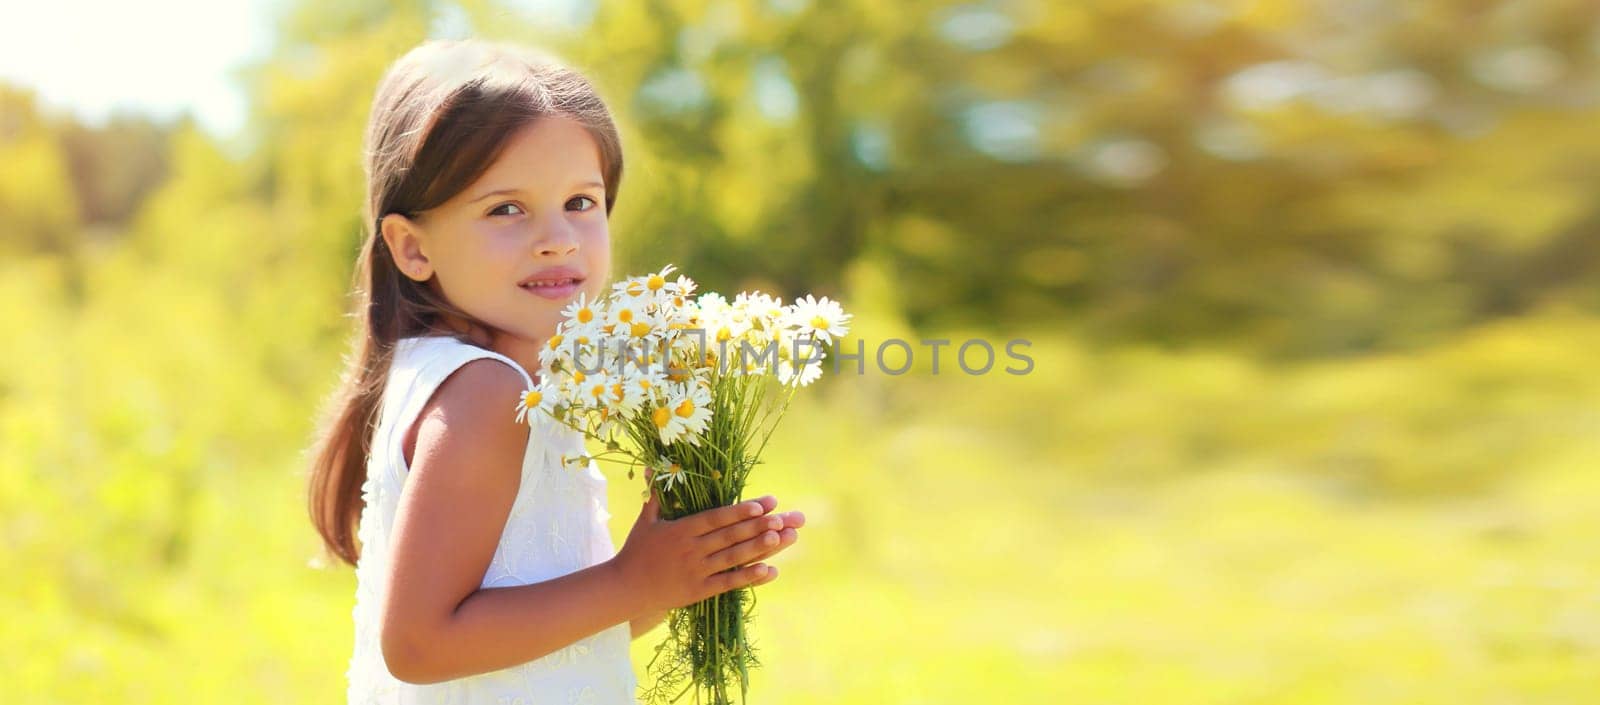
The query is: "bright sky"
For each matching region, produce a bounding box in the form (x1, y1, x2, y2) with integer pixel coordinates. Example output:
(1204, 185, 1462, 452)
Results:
(0, 0, 596, 141)
(0, 0, 279, 138)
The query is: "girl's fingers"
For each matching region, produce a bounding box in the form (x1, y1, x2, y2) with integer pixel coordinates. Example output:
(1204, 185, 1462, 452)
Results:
(759, 528, 799, 561)
(754, 564, 779, 585)
(707, 562, 770, 595)
(745, 528, 799, 566)
(703, 531, 774, 573)
(706, 526, 798, 573)
(699, 513, 785, 552)
(683, 496, 774, 537)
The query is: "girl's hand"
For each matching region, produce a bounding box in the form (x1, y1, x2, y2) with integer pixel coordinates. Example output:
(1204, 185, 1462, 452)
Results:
(611, 472, 804, 615)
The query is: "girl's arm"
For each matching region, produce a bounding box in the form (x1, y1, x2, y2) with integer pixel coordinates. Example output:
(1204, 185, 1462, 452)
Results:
(379, 359, 649, 684)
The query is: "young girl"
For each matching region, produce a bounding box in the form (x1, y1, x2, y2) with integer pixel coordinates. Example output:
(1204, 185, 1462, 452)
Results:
(305, 38, 805, 704)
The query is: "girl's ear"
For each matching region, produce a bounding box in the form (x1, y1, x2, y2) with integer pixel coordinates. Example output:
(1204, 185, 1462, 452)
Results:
(379, 213, 435, 282)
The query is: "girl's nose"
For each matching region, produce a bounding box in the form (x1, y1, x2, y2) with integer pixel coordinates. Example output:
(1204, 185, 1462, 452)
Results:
(534, 217, 581, 256)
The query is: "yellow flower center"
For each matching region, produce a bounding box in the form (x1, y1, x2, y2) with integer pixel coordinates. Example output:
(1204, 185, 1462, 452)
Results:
(675, 399, 696, 418)
(630, 322, 651, 338)
(716, 326, 731, 342)
(577, 308, 594, 323)
(618, 309, 633, 323)
(547, 334, 563, 351)
(652, 406, 671, 428)
(522, 390, 542, 408)
(626, 282, 645, 297)
(611, 383, 625, 402)
(811, 315, 829, 330)
(574, 371, 586, 383)
(647, 274, 665, 291)
(590, 383, 606, 398)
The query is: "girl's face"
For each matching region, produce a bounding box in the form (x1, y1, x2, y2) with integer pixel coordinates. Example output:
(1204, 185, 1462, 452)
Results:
(382, 116, 612, 368)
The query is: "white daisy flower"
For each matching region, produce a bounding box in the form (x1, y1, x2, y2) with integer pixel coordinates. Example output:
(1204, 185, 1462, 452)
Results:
(648, 381, 713, 445)
(560, 291, 605, 329)
(609, 340, 670, 387)
(547, 329, 608, 389)
(541, 303, 609, 371)
(734, 291, 785, 324)
(593, 405, 624, 441)
(645, 402, 682, 445)
(655, 293, 694, 322)
(673, 274, 697, 298)
(654, 462, 689, 493)
(587, 362, 653, 418)
(513, 384, 559, 425)
(742, 289, 787, 326)
(643, 263, 681, 295)
(611, 275, 649, 301)
(603, 298, 663, 344)
(539, 330, 581, 371)
(726, 334, 783, 377)
(777, 358, 823, 387)
(661, 356, 713, 392)
(788, 294, 851, 344)
(669, 382, 715, 445)
(612, 263, 680, 302)
(573, 367, 618, 413)
(704, 310, 752, 352)
(780, 327, 829, 366)
(656, 293, 699, 334)
(696, 292, 732, 320)
(616, 362, 667, 409)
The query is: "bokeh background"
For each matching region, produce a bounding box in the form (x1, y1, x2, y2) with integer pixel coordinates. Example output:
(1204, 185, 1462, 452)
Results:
(5, 0, 1600, 702)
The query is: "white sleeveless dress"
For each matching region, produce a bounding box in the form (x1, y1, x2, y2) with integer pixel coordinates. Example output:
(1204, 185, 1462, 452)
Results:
(346, 334, 640, 704)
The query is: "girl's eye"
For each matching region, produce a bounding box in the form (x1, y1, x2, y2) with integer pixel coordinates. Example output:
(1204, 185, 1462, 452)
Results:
(488, 202, 525, 217)
(567, 195, 598, 212)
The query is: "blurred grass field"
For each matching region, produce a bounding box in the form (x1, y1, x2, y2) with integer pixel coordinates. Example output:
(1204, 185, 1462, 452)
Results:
(745, 310, 1600, 704)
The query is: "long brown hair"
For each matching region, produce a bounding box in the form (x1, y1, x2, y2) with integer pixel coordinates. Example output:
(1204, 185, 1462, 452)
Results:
(307, 38, 625, 567)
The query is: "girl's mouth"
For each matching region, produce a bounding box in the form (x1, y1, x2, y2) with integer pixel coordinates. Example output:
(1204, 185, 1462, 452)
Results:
(520, 278, 583, 300)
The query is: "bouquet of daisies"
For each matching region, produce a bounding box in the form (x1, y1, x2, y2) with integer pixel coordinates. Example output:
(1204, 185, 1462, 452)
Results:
(514, 264, 849, 705)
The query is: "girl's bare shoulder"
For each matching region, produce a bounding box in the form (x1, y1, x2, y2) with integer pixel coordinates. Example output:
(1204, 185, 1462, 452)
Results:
(403, 358, 530, 474)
